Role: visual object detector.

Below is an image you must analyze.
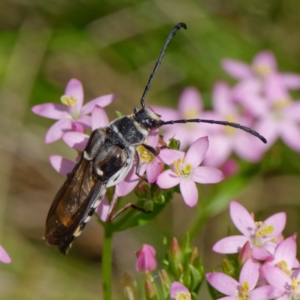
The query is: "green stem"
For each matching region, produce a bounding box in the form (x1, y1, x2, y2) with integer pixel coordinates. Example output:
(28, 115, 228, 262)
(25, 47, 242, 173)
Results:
(102, 226, 113, 300)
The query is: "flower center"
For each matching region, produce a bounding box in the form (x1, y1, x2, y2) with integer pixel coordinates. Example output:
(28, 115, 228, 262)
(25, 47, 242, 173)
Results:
(183, 109, 199, 129)
(254, 221, 274, 238)
(272, 98, 291, 120)
(238, 281, 249, 300)
(225, 114, 236, 135)
(277, 260, 291, 276)
(291, 277, 300, 295)
(137, 145, 154, 163)
(174, 291, 191, 300)
(173, 158, 192, 177)
(251, 221, 274, 246)
(61, 95, 77, 107)
(252, 64, 271, 77)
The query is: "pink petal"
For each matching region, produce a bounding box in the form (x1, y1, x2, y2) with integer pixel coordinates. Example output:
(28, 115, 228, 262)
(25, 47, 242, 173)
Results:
(170, 282, 190, 300)
(206, 272, 239, 296)
(0, 246, 11, 264)
(213, 81, 234, 115)
(32, 103, 70, 120)
(253, 51, 277, 72)
(264, 212, 286, 238)
(261, 265, 290, 291)
(146, 161, 163, 183)
(222, 59, 252, 79)
(91, 105, 109, 130)
(280, 73, 300, 90)
(280, 121, 300, 152)
(274, 236, 296, 270)
(178, 87, 203, 116)
(147, 128, 159, 147)
(264, 73, 290, 103)
(135, 244, 157, 273)
(249, 285, 283, 300)
(49, 155, 76, 176)
(116, 164, 144, 197)
(96, 196, 110, 222)
(158, 149, 184, 166)
(239, 259, 260, 290)
(65, 78, 84, 114)
(76, 115, 92, 130)
(185, 136, 209, 167)
(45, 119, 73, 143)
(254, 118, 279, 150)
(191, 166, 224, 184)
(81, 94, 117, 115)
(156, 170, 181, 189)
(230, 201, 255, 237)
(252, 246, 273, 261)
(284, 102, 300, 121)
(179, 178, 198, 207)
(212, 236, 249, 254)
(232, 78, 262, 101)
(62, 132, 89, 151)
(150, 106, 179, 122)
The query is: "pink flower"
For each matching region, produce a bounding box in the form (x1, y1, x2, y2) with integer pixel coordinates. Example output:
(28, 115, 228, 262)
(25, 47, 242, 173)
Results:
(222, 51, 300, 90)
(206, 258, 281, 300)
(203, 82, 266, 167)
(264, 236, 298, 276)
(170, 282, 191, 300)
(213, 201, 286, 260)
(0, 245, 11, 264)
(261, 264, 300, 299)
(136, 129, 163, 183)
(254, 74, 300, 152)
(135, 244, 157, 274)
(32, 78, 116, 143)
(152, 87, 217, 149)
(156, 137, 224, 207)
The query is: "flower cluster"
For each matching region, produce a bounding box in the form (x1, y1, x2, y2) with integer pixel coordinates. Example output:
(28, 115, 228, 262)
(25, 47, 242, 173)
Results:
(153, 51, 300, 168)
(206, 201, 300, 299)
(32, 79, 224, 218)
(133, 236, 204, 300)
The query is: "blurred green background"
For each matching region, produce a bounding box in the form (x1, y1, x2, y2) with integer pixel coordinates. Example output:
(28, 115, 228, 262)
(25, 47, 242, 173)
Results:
(1, 0, 300, 299)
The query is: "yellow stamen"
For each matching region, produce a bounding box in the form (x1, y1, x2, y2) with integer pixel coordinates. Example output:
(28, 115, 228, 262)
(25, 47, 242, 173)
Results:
(184, 109, 198, 119)
(61, 95, 77, 106)
(273, 98, 291, 109)
(291, 277, 300, 294)
(277, 260, 291, 276)
(174, 291, 191, 300)
(252, 64, 270, 77)
(238, 281, 249, 300)
(173, 158, 192, 177)
(255, 222, 274, 238)
(224, 114, 236, 135)
(137, 145, 154, 163)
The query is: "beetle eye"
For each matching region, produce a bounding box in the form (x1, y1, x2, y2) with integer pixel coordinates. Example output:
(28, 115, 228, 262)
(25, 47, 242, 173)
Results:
(133, 107, 139, 114)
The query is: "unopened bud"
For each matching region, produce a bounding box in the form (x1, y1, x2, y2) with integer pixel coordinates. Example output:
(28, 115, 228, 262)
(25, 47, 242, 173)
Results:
(145, 279, 158, 300)
(222, 258, 235, 276)
(170, 238, 181, 260)
(238, 241, 252, 265)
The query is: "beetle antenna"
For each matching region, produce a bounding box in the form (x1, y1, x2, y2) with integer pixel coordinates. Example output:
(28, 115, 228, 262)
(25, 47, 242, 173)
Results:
(160, 118, 267, 143)
(140, 23, 187, 109)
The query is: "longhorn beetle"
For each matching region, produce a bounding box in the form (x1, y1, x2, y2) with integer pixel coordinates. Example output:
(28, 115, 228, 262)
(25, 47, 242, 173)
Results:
(44, 23, 267, 254)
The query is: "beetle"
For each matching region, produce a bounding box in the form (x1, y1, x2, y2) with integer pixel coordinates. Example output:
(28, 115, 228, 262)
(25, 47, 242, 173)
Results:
(44, 23, 267, 254)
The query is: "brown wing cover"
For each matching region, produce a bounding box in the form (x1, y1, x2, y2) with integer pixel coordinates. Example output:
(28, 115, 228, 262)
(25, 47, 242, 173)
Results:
(44, 158, 101, 248)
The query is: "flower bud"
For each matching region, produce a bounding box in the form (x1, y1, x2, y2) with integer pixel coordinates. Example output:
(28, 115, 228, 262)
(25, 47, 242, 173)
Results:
(238, 241, 252, 265)
(145, 279, 158, 300)
(135, 244, 157, 274)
